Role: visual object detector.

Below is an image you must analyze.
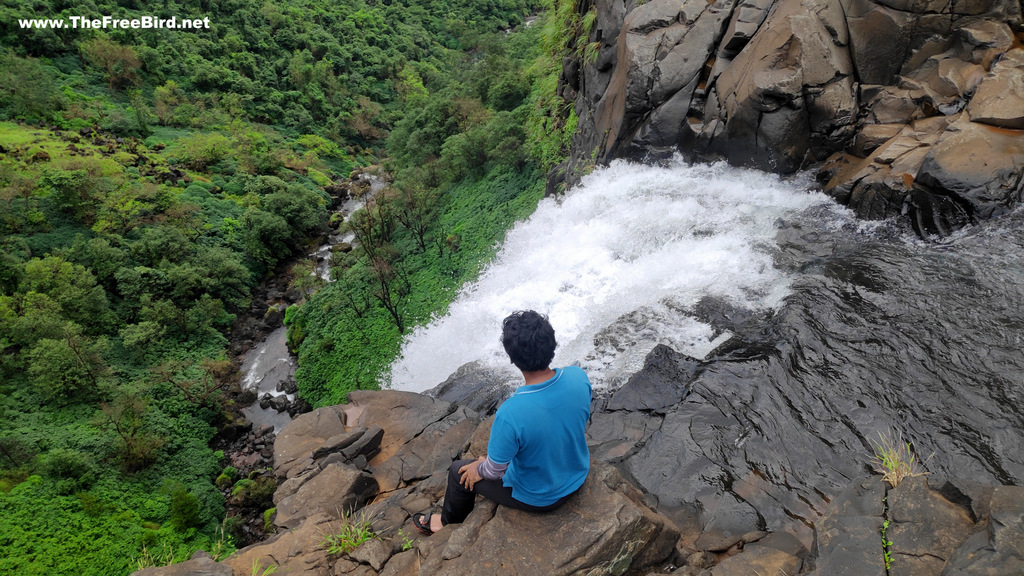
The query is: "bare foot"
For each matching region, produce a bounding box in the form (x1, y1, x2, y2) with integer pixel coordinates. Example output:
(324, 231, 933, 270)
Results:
(430, 514, 443, 532)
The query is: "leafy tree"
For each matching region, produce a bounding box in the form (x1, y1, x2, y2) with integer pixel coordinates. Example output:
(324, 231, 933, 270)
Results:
(80, 35, 142, 90)
(42, 169, 97, 221)
(0, 51, 64, 120)
(27, 324, 108, 405)
(289, 259, 324, 303)
(97, 395, 166, 472)
(240, 208, 291, 267)
(20, 256, 112, 331)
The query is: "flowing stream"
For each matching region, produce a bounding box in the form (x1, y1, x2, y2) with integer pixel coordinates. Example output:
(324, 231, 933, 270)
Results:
(387, 158, 1024, 536)
(388, 160, 848, 391)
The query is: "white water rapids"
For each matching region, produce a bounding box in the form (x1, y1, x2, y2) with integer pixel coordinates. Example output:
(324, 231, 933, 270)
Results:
(386, 159, 852, 393)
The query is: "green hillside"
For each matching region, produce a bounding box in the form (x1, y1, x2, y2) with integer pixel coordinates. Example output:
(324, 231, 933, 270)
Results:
(0, 0, 578, 573)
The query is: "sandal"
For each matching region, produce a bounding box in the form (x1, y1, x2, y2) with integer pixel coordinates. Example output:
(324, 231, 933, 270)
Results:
(412, 512, 434, 535)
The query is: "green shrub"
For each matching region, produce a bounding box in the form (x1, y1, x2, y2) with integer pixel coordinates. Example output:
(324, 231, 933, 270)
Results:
(216, 466, 238, 489)
(176, 133, 233, 171)
(263, 507, 276, 532)
(168, 483, 203, 532)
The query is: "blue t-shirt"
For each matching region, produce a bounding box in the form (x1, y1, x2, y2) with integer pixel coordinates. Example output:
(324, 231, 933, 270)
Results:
(487, 366, 592, 506)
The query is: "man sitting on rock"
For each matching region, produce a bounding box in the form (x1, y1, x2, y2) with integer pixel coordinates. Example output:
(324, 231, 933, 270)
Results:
(414, 310, 592, 534)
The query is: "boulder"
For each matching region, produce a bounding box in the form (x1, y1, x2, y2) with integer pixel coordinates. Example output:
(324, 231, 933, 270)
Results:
(941, 485, 1024, 576)
(966, 48, 1024, 129)
(916, 116, 1024, 220)
(343, 390, 467, 466)
(408, 460, 680, 576)
(274, 462, 378, 529)
(224, 512, 339, 576)
(809, 477, 888, 576)
(886, 476, 975, 576)
(273, 407, 382, 480)
(691, 0, 858, 172)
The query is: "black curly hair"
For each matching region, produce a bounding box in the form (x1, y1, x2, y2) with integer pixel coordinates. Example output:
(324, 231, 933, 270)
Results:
(500, 310, 557, 372)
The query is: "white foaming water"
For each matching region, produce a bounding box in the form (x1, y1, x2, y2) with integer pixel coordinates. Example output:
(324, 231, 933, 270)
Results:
(387, 159, 839, 392)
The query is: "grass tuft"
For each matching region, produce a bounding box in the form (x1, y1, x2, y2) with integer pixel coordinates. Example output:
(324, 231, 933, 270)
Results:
(870, 429, 927, 487)
(321, 512, 375, 555)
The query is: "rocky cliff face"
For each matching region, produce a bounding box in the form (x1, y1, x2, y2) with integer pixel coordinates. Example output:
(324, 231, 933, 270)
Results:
(132, 390, 1024, 576)
(559, 0, 1024, 234)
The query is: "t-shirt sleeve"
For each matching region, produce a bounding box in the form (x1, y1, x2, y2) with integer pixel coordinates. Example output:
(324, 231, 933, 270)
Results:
(486, 409, 519, 465)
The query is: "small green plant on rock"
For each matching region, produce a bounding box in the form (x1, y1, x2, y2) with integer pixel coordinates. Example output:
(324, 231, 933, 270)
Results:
(250, 557, 279, 576)
(870, 429, 926, 487)
(397, 528, 414, 551)
(321, 512, 375, 555)
(881, 518, 894, 570)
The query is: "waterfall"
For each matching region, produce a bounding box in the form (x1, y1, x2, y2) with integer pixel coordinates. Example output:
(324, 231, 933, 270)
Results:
(387, 159, 850, 392)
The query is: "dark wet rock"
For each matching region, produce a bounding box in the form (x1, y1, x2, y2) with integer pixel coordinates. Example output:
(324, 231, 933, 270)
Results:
(606, 344, 701, 412)
(694, 492, 763, 552)
(586, 410, 663, 463)
(264, 303, 287, 327)
(809, 477, 888, 576)
(423, 361, 518, 415)
(258, 392, 290, 413)
(276, 377, 298, 395)
(558, 0, 1023, 235)
(756, 531, 809, 558)
(129, 551, 232, 576)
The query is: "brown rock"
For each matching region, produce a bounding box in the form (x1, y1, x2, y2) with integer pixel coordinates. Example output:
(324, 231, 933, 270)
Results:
(371, 408, 479, 493)
(418, 461, 680, 576)
(967, 48, 1024, 129)
(273, 406, 349, 479)
(275, 463, 378, 529)
(344, 390, 468, 466)
(225, 513, 338, 576)
(916, 116, 1024, 219)
(941, 485, 1024, 576)
(710, 545, 802, 576)
(349, 537, 393, 571)
(887, 476, 975, 576)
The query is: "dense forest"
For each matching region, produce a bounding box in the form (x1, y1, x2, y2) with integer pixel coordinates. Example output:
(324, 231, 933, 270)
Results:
(0, 0, 580, 573)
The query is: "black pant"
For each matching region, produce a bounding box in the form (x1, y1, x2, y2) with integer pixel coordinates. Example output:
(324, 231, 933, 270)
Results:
(440, 459, 573, 525)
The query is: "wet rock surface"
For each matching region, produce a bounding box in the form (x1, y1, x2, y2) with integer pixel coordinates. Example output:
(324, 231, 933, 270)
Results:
(558, 0, 1024, 235)
(135, 382, 1024, 576)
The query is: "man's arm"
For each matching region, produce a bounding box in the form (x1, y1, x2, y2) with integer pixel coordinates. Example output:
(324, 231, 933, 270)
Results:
(477, 455, 509, 480)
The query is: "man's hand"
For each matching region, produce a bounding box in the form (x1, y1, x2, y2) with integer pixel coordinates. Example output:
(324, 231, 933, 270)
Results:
(458, 456, 486, 490)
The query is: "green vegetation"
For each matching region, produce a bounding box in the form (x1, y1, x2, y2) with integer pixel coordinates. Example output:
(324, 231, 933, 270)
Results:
(881, 517, 894, 570)
(249, 558, 279, 576)
(321, 512, 376, 555)
(288, 4, 578, 406)
(870, 430, 926, 488)
(0, 0, 577, 573)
